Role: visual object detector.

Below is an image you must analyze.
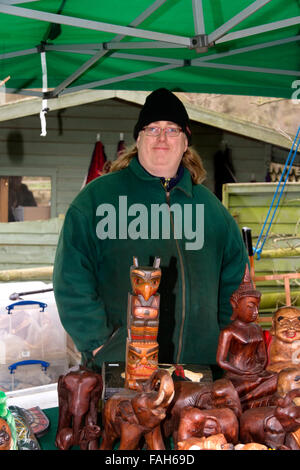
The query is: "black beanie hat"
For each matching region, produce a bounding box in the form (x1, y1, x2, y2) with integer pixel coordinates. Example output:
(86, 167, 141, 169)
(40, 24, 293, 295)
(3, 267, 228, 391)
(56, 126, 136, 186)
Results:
(133, 88, 192, 144)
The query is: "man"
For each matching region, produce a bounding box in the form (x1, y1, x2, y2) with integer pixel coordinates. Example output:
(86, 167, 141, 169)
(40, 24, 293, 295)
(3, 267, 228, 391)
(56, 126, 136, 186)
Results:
(53, 88, 248, 371)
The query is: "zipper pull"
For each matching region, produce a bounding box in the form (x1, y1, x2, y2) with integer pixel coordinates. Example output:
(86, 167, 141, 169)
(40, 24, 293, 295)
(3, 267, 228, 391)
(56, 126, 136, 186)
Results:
(162, 178, 171, 191)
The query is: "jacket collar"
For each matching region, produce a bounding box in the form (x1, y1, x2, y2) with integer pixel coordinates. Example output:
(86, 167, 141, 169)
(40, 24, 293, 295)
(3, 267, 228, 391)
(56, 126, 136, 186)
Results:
(128, 156, 193, 198)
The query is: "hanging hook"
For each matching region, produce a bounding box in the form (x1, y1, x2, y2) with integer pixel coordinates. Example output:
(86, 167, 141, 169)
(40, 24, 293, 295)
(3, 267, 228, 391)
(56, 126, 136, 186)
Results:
(96, 133, 101, 141)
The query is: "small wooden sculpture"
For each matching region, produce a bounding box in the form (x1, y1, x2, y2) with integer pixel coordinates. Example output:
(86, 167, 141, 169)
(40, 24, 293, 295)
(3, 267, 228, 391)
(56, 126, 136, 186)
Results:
(235, 443, 268, 450)
(276, 367, 300, 405)
(0, 418, 12, 451)
(176, 406, 239, 448)
(177, 434, 233, 450)
(100, 368, 174, 450)
(163, 378, 242, 442)
(177, 436, 268, 451)
(239, 388, 300, 450)
(216, 264, 278, 409)
(55, 366, 102, 450)
(125, 256, 161, 390)
(266, 306, 300, 373)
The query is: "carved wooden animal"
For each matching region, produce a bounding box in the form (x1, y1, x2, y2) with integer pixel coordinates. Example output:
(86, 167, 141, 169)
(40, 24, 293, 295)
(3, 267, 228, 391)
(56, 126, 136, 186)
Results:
(163, 378, 241, 443)
(55, 366, 102, 450)
(176, 406, 239, 448)
(100, 369, 174, 450)
(239, 389, 300, 450)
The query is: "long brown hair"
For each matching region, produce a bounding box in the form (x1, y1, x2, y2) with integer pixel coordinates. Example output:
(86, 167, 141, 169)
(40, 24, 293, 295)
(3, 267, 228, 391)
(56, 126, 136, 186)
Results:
(110, 145, 207, 184)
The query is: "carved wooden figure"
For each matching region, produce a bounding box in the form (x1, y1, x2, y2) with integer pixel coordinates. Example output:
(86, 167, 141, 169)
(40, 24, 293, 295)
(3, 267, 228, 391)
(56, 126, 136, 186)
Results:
(176, 406, 239, 448)
(128, 256, 161, 342)
(163, 378, 242, 443)
(276, 367, 300, 405)
(177, 434, 233, 450)
(126, 342, 159, 389)
(239, 388, 300, 450)
(55, 366, 102, 450)
(235, 443, 268, 450)
(266, 306, 300, 373)
(125, 256, 161, 390)
(100, 369, 174, 450)
(216, 264, 277, 409)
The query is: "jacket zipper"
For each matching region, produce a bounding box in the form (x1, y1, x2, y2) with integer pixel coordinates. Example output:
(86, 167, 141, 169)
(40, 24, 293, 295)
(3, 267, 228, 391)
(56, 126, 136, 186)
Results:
(165, 190, 186, 364)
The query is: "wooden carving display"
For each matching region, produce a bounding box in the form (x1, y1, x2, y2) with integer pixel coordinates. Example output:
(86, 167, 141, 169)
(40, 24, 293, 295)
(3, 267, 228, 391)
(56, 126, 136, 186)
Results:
(216, 264, 278, 409)
(100, 369, 174, 450)
(55, 366, 102, 450)
(163, 378, 242, 444)
(267, 306, 300, 373)
(125, 256, 161, 390)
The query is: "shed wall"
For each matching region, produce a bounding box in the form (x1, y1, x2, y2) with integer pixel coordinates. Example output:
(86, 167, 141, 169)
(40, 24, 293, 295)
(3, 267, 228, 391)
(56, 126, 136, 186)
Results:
(0, 98, 279, 271)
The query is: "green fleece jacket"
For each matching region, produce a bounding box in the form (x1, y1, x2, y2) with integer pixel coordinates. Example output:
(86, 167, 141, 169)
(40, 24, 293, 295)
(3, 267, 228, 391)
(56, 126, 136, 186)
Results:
(53, 156, 248, 370)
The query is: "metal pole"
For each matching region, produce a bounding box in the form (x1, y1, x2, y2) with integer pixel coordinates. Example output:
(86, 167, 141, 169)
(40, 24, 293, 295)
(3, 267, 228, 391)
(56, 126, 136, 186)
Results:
(208, 0, 272, 44)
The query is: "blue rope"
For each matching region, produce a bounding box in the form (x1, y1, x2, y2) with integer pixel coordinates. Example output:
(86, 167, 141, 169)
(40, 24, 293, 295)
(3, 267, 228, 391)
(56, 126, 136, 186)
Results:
(254, 125, 300, 260)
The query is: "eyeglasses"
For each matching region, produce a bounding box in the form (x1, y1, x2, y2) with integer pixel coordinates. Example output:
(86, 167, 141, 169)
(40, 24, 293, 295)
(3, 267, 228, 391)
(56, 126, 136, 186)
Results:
(142, 126, 182, 137)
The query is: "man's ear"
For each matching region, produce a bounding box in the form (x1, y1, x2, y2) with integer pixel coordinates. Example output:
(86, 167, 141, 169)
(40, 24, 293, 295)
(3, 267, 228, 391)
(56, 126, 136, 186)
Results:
(183, 135, 188, 152)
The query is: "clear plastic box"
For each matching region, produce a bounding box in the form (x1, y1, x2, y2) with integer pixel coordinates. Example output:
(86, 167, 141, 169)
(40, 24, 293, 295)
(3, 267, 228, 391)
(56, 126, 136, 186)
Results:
(0, 282, 69, 392)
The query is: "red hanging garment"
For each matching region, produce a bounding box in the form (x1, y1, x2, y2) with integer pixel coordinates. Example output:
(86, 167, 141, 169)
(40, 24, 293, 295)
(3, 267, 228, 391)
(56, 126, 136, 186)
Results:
(85, 140, 107, 185)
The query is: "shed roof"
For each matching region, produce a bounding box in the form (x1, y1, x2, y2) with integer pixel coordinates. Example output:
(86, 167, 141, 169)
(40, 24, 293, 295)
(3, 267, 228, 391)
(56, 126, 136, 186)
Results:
(0, 88, 294, 151)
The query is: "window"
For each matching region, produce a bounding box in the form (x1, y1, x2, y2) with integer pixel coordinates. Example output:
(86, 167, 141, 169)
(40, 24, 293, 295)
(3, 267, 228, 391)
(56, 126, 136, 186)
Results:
(0, 169, 56, 222)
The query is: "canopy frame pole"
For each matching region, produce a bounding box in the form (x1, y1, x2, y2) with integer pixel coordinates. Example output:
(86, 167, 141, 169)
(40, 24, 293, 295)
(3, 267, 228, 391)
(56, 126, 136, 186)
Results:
(192, 0, 205, 35)
(0, 48, 37, 59)
(45, 41, 186, 52)
(49, 0, 175, 97)
(1, 0, 39, 3)
(191, 0, 208, 52)
(192, 61, 300, 77)
(192, 35, 300, 64)
(215, 16, 300, 44)
(108, 52, 183, 65)
(60, 63, 183, 95)
(208, 0, 272, 44)
(0, 3, 191, 46)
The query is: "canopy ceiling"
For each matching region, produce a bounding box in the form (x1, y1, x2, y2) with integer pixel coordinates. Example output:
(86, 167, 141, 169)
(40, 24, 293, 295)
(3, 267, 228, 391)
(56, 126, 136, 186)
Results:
(0, 0, 299, 100)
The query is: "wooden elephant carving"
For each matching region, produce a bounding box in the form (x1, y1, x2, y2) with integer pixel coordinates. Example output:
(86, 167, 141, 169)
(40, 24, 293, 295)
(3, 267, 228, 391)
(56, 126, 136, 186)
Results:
(176, 406, 239, 448)
(100, 368, 174, 450)
(163, 378, 241, 443)
(55, 366, 102, 450)
(239, 389, 300, 450)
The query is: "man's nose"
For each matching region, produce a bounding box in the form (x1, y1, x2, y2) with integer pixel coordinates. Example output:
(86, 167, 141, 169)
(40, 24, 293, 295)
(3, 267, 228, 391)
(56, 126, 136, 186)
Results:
(157, 129, 167, 141)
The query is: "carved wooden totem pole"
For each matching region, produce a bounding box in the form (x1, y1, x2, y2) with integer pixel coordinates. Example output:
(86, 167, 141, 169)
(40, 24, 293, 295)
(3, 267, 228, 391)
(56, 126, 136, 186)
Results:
(125, 256, 161, 390)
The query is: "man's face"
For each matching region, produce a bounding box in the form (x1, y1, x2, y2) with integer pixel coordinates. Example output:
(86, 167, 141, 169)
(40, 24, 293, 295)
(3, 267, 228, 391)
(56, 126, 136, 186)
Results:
(136, 120, 188, 178)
